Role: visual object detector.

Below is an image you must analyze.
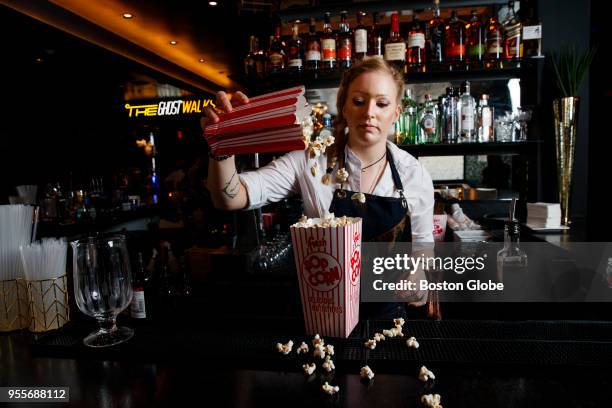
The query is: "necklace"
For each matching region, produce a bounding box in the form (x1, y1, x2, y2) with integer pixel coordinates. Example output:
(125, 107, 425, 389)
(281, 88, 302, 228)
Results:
(367, 157, 387, 194)
(361, 151, 387, 172)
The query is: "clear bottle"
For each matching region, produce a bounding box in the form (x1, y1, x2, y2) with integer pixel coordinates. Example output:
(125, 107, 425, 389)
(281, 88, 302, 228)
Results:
(485, 5, 504, 68)
(305, 17, 321, 72)
(496, 220, 528, 290)
(384, 12, 406, 73)
(321, 12, 337, 71)
(503, 1, 523, 63)
(337, 11, 353, 70)
(407, 14, 426, 72)
(287, 23, 305, 75)
(318, 113, 334, 141)
(477, 94, 494, 142)
(459, 81, 476, 142)
(466, 10, 485, 69)
(368, 12, 384, 58)
(354, 11, 368, 61)
(442, 86, 460, 143)
(426, 0, 445, 69)
(267, 24, 286, 75)
(401, 89, 419, 145)
(444, 10, 466, 70)
(419, 94, 439, 144)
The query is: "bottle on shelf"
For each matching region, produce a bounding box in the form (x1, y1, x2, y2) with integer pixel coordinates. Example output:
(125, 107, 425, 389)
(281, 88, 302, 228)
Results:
(521, 5, 542, 57)
(354, 11, 368, 61)
(485, 5, 504, 68)
(439, 86, 458, 143)
(321, 12, 337, 72)
(466, 10, 485, 69)
(496, 199, 528, 289)
(400, 88, 419, 145)
(477, 94, 494, 142)
(305, 17, 322, 72)
(418, 94, 440, 144)
(287, 23, 305, 75)
(267, 24, 286, 75)
(426, 0, 445, 70)
(444, 10, 466, 70)
(384, 12, 406, 73)
(318, 113, 334, 141)
(244, 35, 258, 78)
(130, 252, 152, 320)
(459, 81, 476, 142)
(338, 11, 353, 70)
(407, 14, 426, 73)
(368, 11, 384, 58)
(503, 1, 523, 64)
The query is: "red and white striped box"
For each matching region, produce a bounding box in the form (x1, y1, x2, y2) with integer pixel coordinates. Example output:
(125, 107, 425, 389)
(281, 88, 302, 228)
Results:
(290, 218, 362, 338)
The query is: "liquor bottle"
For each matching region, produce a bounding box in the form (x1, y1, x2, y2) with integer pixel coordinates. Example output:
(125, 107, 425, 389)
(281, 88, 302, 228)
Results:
(400, 89, 419, 145)
(287, 23, 305, 75)
(305, 17, 322, 72)
(477, 94, 494, 142)
(503, 1, 523, 63)
(267, 24, 286, 75)
(318, 113, 334, 141)
(466, 10, 485, 69)
(459, 81, 476, 142)
(354, 11, 368, 61)
(496, 200, 528, 290)
(419, 94, 439, 144)
(368, 12, 384, 58)
(384, 12, 406, 73)
(130, 252, 151, 320)
(521, 6, 542, 57)
(321, 12, 337, 71)
(338, 11, 353, 70)
(485, 5, 504, 68)
(407, 14, 426, 72)
(444, 10, 466, 70)
(244, 35, 258, 78)
(426, 0, 445, 69)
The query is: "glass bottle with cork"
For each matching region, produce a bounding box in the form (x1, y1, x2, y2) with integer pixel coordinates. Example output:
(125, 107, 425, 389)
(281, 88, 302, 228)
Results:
(287, 23, 305, 76)
(459, 81, 476, 142)
(267, 23, 286, 75)
(354, 11, 368, 61)
(407, 14, 426, 73)
(503, 1, 523, 66)
(368, 12, 384, 59)
(485, 5, 504, 69)
(477, 94, 494, 142)
(384, 11, 406, 73)
(521, 5, 542, 58)
(466, 10, 485, 70)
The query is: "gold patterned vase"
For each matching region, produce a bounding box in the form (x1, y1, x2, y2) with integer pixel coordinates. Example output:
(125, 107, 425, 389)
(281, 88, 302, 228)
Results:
(553, 97, 580, 226)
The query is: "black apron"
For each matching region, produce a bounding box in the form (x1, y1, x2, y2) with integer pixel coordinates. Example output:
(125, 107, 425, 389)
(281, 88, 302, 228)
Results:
(329, 148, 412, 320)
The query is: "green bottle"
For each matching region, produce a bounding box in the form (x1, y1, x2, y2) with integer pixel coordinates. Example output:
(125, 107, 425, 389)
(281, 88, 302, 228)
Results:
(401, 89, 419, 144)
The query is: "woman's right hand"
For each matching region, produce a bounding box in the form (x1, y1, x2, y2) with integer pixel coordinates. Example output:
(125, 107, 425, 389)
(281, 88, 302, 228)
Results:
(200, 90, 250, 131)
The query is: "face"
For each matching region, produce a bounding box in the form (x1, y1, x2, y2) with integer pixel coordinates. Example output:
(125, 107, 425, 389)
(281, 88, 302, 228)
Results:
(342, 71, 401, 149)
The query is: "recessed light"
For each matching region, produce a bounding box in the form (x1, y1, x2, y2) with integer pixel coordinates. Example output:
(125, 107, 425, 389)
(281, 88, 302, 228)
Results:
(198, 58, 205, 63)
(122, 13, 133, 19)
(209, 1, 218, 6)
(169, 40, 178, 45)
(295, 19, 301, 23)
(35, 57, 44, 63)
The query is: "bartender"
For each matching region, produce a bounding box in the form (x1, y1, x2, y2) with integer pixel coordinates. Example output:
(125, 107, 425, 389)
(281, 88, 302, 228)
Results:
(201, 58, 434, 319)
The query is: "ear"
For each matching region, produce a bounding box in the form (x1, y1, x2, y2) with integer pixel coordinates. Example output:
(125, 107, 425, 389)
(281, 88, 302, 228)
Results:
(393, 103, 401, 123)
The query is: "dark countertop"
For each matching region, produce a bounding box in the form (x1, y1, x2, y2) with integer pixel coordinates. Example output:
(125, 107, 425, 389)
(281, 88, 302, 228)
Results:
(2, 316, 612, 408)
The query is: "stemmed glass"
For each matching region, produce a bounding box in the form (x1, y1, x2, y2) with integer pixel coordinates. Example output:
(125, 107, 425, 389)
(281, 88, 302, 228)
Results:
(71, 235, 134, 347)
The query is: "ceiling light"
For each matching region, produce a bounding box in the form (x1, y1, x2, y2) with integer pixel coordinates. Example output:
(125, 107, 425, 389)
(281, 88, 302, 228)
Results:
(209, 1, 218, 6)
(198, 58, 205, 63)
(295, 19, 301, 23)
(122, 13, 133, 19)
(35, 57, 44, 63)
(169, 40, 178, 45)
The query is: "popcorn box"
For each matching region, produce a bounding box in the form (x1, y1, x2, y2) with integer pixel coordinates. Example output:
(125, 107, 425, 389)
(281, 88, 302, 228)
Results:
(290, 217, 362, 338)
(433, 214, 447, 242)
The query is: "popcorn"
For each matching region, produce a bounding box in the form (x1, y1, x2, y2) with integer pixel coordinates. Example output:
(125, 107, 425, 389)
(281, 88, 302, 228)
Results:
(360, 365, 375, 380)
(364, 339, 377, 350)
(335, 167, 349, 184)
(311, 163, 318, 177)
(394, 318, 405, 327)
(373, 332, 386, 342)
(302, 363, 316, 376)
(323, 135, 335, 146)
(314, 344, 326, 359)
(324, 344, 335, 356)
(382, 327, 403, 338)
(418, 365, 435, 382)
(321, 173, 332, 185)
(322, 382, 340, 395)
(406, 336, 420, 349)
(297, 342, 309, 355)
(291, 213, 358, 229)
(421, 394, 442, 408)
(322, 356, 335, 372)
(312, 334, 324, 347)
(351, 192, 366, 204)
(276, 340, 294, 355)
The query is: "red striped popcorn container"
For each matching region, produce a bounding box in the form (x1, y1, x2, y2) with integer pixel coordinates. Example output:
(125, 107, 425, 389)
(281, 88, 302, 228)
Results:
(290, 217, 362, 338)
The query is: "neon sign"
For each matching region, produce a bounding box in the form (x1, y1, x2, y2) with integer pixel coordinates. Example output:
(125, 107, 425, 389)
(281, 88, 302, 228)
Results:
(124, 98, 216, 118)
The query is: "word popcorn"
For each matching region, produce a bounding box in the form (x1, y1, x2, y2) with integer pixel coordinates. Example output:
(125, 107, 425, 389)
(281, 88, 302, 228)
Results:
(360, 365, 375, 380)
(276, 340, 294, 355)
(419, 366, 436, 382)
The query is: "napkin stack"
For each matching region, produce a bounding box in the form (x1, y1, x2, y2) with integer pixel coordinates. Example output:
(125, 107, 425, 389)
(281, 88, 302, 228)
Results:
(526, 202, 561, 228)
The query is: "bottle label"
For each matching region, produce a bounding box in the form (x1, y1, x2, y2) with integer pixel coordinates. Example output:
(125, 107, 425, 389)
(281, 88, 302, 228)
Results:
(306, 41, 321, 61)
(269, 53, 284, 67)
(421, 114, 436, 134)
(408, 33, 425, 49)
(289, 59, 303, 67)
(447, 44, 466, 58)
(338, 39, 352, 60)
(384, 42, 406, 61)
(130, 289, 146, 319)
(355, 29, 367, 53)
(523, 25, 542, 40)
(321, 39, 336, 61)
(461, 107, 475, 131)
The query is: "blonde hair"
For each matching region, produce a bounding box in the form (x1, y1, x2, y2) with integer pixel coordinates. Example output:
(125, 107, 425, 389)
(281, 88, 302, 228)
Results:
(327, 58, 404, 169)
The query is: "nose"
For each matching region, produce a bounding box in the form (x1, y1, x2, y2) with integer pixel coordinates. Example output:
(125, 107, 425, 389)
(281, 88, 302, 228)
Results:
(364, 99, 377, 119)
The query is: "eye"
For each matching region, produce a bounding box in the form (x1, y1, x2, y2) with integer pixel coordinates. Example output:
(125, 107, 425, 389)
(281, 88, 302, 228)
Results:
(352, 97, 365, 106)
(377, 100, 390, 108)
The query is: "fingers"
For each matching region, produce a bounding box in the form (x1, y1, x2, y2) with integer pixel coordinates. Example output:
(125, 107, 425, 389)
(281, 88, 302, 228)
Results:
(216, 91, 233, 113)
(232, 91, 250, 107)
(200, 107, 219, 130)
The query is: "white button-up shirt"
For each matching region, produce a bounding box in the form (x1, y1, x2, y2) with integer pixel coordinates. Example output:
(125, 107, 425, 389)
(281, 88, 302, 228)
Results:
(239, 140, 434, 242)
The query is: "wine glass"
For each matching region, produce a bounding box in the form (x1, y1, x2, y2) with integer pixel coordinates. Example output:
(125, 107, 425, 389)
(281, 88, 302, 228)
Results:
(71, 235, 134, 347)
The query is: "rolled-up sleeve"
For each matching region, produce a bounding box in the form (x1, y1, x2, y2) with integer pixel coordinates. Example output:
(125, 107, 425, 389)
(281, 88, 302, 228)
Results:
(238, 150, 303, 210)
(409, 163, 435, 242)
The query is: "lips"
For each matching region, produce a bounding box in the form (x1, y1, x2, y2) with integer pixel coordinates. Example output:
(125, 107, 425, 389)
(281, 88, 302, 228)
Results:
(358, 123, 379, 131)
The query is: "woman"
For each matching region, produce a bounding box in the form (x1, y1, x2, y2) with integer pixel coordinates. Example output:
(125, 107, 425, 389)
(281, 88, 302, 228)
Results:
(202, 58, 434, 318)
